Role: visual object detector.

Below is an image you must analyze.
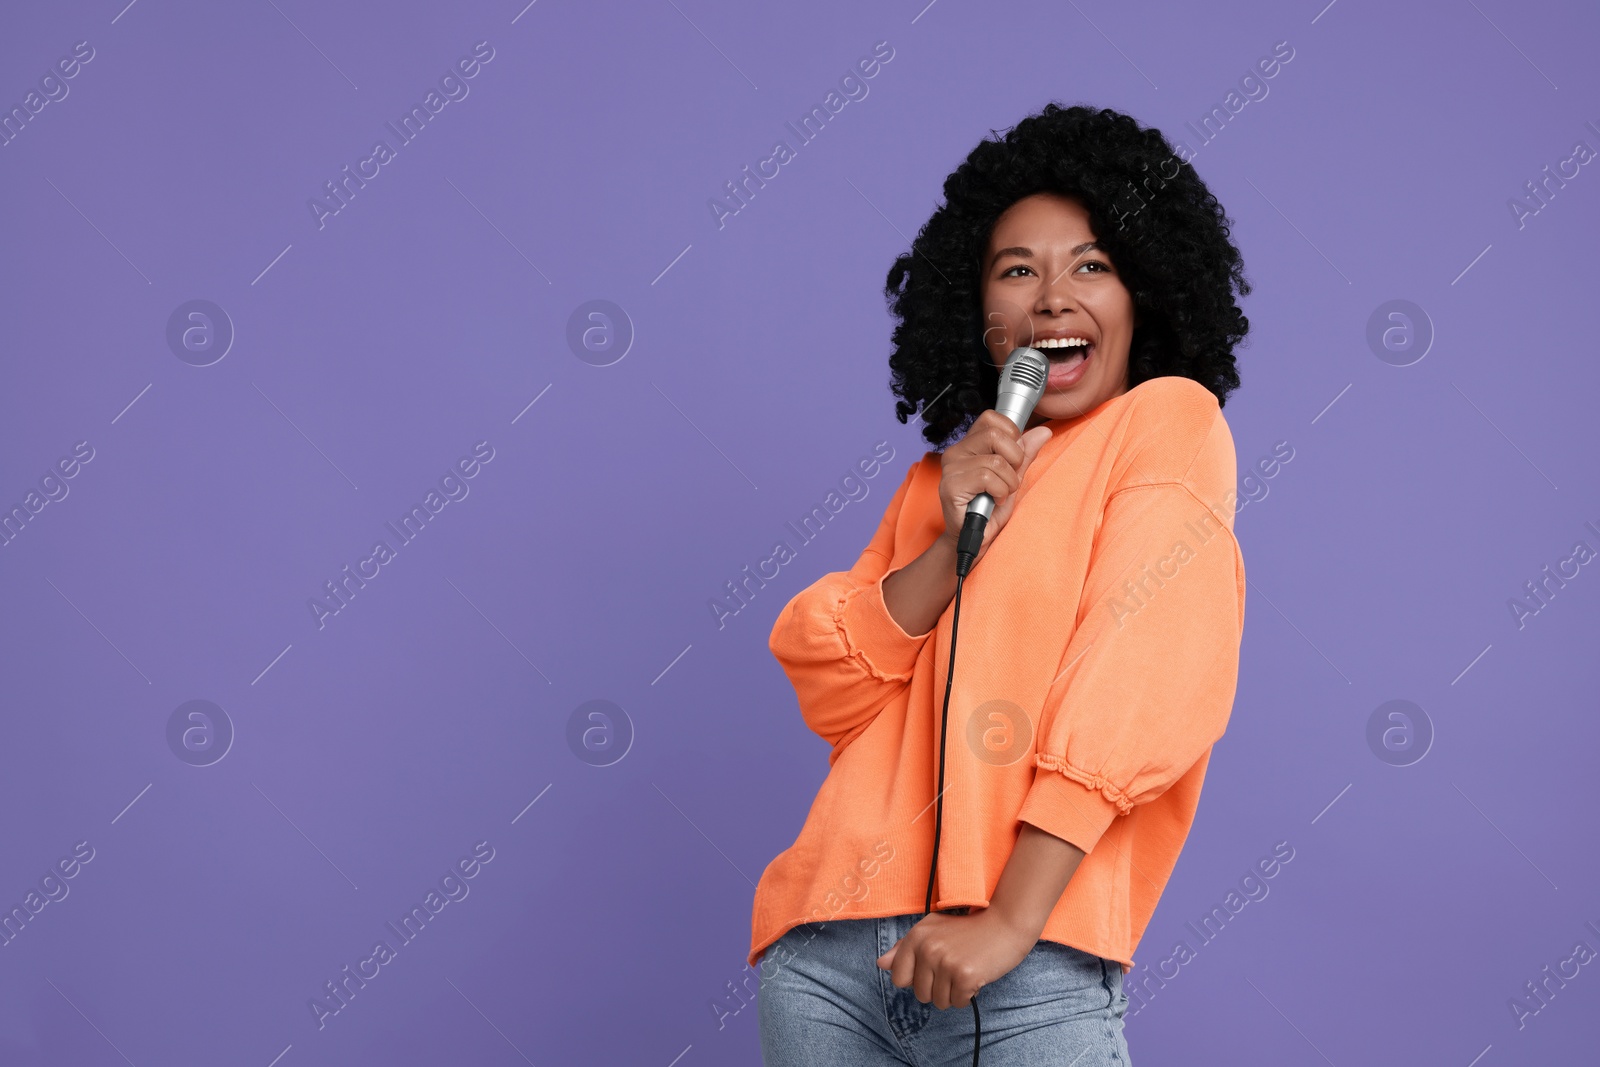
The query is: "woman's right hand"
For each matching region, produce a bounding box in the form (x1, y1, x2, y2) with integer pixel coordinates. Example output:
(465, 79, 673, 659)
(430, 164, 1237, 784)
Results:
(937, 411, 1054, 567)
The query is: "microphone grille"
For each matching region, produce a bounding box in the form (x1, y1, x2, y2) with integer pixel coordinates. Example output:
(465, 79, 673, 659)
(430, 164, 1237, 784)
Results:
(1003, 348, 1048, 392)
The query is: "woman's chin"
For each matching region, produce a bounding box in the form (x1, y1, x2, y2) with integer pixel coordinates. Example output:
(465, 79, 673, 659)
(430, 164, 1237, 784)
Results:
(1036, 391, 1097, 421)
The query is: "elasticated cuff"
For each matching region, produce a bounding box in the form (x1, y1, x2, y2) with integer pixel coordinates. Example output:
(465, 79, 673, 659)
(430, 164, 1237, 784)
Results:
(834, 564, 934, 681)
(1015, 757, 1127, 855)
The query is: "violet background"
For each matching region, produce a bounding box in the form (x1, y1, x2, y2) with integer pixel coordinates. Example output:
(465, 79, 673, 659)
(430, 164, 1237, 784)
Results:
(2, 0, 1598, 1064)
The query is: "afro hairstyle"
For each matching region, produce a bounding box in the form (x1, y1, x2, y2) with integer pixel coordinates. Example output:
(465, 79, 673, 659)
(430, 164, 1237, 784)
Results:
(884, 102, 1251, 449)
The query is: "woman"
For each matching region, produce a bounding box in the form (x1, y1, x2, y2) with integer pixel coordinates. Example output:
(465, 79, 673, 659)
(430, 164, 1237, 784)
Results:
(751, 103, 1251, 1065)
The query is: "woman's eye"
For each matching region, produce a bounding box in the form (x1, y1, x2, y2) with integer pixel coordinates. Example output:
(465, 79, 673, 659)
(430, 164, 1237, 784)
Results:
(1001, 261, 1109, 277)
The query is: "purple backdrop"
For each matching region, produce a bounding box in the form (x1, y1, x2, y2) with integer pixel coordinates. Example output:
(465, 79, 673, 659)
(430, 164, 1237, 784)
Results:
(2, 0, 1597, 1063)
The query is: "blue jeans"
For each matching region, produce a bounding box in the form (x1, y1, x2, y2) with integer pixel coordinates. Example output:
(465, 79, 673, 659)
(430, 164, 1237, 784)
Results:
(758, 911, 1132, 1065)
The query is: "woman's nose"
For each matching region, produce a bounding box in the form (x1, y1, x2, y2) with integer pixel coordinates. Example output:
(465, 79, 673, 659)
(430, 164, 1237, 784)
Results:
(1034, 269, 1080, 314)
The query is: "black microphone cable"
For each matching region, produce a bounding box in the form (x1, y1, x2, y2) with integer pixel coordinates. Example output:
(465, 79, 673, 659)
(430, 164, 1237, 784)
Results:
(920, 345, 1047, 1067)
(923, 507, 990, 1067)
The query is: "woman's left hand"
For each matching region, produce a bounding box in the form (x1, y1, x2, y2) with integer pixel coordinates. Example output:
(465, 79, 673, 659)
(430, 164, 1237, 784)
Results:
(876, 908, 1038, 1010)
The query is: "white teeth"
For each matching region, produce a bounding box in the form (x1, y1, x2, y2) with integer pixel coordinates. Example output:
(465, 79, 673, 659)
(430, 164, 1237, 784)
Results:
(1035, 338, 1091, 350)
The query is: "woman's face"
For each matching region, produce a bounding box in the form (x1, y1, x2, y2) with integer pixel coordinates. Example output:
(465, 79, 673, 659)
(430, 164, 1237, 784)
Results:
(979, 192, 1136, 427)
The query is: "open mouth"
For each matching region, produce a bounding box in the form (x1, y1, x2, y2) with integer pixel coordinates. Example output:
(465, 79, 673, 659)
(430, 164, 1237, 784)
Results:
(1034, 337, 1093, 375)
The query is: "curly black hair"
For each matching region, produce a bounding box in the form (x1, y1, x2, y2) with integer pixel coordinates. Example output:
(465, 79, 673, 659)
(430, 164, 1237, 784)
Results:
(885, 102, 1250, 449)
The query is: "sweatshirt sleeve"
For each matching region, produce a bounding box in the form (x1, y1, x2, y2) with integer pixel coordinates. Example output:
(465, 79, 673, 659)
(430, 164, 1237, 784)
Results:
(769, 462, 936, 763)
(1015, 411, 1246, 855)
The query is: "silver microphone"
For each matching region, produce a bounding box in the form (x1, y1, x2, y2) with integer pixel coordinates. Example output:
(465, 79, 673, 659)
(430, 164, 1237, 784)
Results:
(954, 347, 1049, 575)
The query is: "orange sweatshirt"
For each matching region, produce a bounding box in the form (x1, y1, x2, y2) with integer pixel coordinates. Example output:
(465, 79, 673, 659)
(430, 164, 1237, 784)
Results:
(748, 376, 1246, 974)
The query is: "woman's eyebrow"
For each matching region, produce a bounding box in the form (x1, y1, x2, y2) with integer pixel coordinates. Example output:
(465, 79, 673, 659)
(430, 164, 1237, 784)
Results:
(990, 241, 1100, 264)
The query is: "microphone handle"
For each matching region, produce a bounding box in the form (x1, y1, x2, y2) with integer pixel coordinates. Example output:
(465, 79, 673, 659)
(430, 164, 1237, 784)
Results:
(954, 507, 987, 577)
(955, 391, 1037, 575)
